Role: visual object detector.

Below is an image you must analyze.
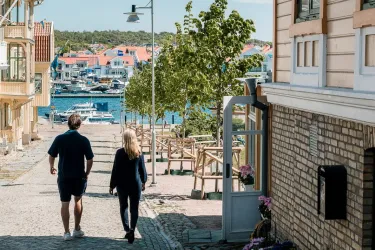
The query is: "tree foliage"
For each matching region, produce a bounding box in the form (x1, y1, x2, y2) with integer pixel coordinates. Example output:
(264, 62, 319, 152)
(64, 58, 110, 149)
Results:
(124, 0, 263, 145)
(186, 0, 263, 145)
(55, 30, 271, 52)
(125, 67, 152, 118)
(55, 30, 175, 51)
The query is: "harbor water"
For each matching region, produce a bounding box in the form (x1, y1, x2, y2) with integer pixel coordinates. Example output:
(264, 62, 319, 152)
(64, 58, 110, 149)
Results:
(38, 97, 183, 124)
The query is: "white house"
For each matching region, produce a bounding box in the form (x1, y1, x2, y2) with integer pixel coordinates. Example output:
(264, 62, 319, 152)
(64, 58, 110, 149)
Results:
(98, 55, 134, 80)
(57, 57, 94, 80)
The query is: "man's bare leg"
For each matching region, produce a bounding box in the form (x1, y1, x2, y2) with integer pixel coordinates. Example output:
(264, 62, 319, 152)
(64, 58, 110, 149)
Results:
(61, 202, 70, 233)
(74, 196, 83, 231)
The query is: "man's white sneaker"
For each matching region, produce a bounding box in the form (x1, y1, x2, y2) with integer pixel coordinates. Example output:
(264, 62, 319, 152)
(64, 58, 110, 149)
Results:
(72, 229, 85, 238)
(63, 232, 73, 241)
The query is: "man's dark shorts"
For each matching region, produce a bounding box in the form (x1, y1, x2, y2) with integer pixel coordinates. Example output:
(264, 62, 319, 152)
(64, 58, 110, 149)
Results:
(57, 177, 87, 202)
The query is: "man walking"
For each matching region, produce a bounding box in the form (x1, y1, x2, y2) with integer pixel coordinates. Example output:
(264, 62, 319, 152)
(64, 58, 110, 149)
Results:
(48, 114, 94, 241)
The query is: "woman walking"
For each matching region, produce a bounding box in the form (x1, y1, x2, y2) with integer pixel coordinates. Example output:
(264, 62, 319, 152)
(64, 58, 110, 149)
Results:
(109, 129, 147, 244)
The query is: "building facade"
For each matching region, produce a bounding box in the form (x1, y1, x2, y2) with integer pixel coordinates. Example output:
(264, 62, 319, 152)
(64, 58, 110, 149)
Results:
(262, 0, 375, 249)
(31, 21, 54, 140)
(0, 0, 51, 152)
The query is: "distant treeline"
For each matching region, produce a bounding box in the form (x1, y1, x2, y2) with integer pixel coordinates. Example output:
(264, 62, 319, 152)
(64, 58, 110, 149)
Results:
(55, 30, 272, 52)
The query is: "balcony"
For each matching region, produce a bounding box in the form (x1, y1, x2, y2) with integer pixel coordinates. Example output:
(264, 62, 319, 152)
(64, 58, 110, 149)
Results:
(0, 82, 35, 99)
(4, 25, 33, 43)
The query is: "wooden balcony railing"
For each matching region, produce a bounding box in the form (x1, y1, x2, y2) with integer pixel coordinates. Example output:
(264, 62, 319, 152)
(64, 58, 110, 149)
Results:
(0, 82, 34, 96)
(4, 25, 32, 40)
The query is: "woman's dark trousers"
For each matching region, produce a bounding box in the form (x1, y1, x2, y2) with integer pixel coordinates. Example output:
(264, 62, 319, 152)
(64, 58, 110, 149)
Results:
(117, 187, 141, 232)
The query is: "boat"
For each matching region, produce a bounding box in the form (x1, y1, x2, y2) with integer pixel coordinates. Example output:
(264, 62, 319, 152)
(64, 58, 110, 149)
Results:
(44, 102, 115, 124)
(68, 80, 88, 92)
(105, 89, 123, 94)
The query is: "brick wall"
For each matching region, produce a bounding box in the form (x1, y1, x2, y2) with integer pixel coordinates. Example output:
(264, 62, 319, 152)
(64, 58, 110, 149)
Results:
(271, 104, 375, 250)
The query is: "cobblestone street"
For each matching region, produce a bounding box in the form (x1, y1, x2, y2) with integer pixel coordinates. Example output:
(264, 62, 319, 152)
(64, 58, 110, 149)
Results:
(0, 125, 178, 250)
(0, 123, 247, 250)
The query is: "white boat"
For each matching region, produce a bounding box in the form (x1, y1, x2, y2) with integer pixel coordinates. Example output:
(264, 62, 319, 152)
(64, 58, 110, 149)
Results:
(47, 102, 115, 124)
(105, 89, 123, 94)
(68, 80, 88, 92)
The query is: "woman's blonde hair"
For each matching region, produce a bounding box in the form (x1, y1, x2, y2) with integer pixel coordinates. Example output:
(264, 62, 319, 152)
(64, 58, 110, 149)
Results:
(123, 129, 140, 160)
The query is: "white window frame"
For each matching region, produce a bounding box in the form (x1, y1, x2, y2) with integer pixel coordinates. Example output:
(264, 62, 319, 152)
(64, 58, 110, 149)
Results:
(290, 34, 326, 87)
(354, 26, 375, 92)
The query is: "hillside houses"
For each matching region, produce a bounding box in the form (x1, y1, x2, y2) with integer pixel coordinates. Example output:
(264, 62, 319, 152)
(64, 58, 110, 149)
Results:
(55, 45, 155, 82)
(55, 44, 272, 83)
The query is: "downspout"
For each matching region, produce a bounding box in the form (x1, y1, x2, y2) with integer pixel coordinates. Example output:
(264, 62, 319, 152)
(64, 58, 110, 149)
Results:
(245, 78, 269, 196)
(0, 0, 18, 26)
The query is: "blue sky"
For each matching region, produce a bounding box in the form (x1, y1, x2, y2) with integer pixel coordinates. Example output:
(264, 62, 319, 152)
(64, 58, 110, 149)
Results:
(34, 0, 272, 41)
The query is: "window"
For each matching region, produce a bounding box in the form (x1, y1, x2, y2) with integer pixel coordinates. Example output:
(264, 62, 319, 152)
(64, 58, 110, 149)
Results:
(65, 65, 69, 68)
(363, 0, 375, 10)
(65, 72, 69, 77)
(35, 73, 42, 94)
(1, 44, 26, 82)
(354, 26, 375, 91)
(296, 0, 320, 23)
(291, 34, 326, 87)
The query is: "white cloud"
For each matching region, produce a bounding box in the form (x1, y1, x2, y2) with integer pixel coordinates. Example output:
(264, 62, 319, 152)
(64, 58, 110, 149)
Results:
(234, 0, 272, 4)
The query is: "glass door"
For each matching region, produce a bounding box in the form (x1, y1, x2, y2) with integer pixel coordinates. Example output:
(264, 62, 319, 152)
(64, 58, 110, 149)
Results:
(222, 96, 266, 242)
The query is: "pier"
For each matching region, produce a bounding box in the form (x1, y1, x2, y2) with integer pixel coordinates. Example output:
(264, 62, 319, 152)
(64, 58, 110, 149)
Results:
(52, 94, 122, 98)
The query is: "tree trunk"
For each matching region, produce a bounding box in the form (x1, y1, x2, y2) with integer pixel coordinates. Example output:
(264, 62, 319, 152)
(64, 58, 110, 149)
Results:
(215, 101, 222, 192)
(181, 105, 187, 171)
(216, 101, 222, 147)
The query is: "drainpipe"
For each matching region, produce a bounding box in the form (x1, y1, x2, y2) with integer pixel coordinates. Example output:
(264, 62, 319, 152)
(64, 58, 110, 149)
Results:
(245, 78, 269, 196)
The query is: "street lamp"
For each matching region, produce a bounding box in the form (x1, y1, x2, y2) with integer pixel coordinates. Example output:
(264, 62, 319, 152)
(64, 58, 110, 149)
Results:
(124, 1, 157, 185)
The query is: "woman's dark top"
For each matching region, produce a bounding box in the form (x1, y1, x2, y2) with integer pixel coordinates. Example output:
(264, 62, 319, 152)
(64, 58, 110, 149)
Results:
(110, 148, 147, 191)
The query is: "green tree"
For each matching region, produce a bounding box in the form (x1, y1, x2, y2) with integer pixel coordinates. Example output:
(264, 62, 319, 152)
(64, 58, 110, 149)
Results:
(186, 0, 263, 146)
(125, 67, 152, 123)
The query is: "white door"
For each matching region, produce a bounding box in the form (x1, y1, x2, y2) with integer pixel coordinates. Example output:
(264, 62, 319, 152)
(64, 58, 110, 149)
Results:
(223, 96, 265, 242)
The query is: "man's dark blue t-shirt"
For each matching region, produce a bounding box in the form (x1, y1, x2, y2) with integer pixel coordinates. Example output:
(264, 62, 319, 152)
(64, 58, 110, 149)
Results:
(48, 130, 94, 179)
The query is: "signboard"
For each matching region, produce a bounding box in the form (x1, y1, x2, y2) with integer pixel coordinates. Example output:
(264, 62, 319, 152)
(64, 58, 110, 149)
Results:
(118, 50, 124, 56)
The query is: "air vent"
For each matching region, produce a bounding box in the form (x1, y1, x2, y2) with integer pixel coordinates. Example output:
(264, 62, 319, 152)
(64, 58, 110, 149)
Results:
(309, 124, 318, 157)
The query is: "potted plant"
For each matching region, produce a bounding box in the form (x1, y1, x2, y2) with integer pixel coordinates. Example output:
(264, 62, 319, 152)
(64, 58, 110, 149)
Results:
(258, 196, 271, 220)
(239, 164, 255, 191)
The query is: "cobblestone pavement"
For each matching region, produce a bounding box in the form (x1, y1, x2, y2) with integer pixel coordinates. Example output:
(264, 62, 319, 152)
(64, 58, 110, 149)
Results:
(0, 123, 248, 250)
(0, 125, 178, 250)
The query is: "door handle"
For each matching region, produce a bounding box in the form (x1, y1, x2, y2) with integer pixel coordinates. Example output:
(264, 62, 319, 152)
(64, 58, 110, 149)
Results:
(226, 164, 230, 178)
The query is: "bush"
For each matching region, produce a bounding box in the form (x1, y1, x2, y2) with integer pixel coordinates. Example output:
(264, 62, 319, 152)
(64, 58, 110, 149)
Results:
(233, 118, 245, 131)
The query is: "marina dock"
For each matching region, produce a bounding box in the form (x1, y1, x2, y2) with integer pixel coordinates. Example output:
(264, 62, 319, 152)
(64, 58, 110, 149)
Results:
(52, 94, 123, 98)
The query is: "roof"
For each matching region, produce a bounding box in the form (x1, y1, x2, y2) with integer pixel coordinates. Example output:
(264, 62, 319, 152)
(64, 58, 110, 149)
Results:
(99, 56, 115, 66)
(34, 22, 54, 62)
(241, 44, 254, 55)
(59, 57, 98, 66)
(101, 45, 160, 62)
(98, 55, 135, 66)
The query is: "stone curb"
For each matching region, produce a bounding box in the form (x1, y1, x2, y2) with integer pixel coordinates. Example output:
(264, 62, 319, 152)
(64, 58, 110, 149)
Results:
(142, 197, 185, 250)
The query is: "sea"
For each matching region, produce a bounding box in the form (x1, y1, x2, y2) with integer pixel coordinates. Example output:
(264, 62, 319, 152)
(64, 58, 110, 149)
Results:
(38, 96, 183, 124)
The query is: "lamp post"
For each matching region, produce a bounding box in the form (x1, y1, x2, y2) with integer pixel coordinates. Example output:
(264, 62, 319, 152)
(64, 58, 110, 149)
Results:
(125, 1, 157, 185)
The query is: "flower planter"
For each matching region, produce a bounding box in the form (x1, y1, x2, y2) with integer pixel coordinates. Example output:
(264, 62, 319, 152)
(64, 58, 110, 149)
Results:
(206, 192, 222, 200)
(170, 169, 182, 175)
(244, 184, 254, 192)
(179, 170, 194, 176)
(142, 151, 151, 155)
(156, 158, 169, 162)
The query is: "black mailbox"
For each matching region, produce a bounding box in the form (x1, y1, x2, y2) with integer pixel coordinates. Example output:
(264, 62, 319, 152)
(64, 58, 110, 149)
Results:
(317, 165, 347, 220)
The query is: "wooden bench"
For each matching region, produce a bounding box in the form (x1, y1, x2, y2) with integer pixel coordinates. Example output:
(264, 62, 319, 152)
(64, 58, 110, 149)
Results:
(166, 138, 196, 175)
(193, 146, 242, 199)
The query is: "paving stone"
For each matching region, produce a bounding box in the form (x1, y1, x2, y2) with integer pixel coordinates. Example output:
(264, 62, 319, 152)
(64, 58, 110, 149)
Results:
(189, 230, 211, 239)
(0, 125, 176, 250)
